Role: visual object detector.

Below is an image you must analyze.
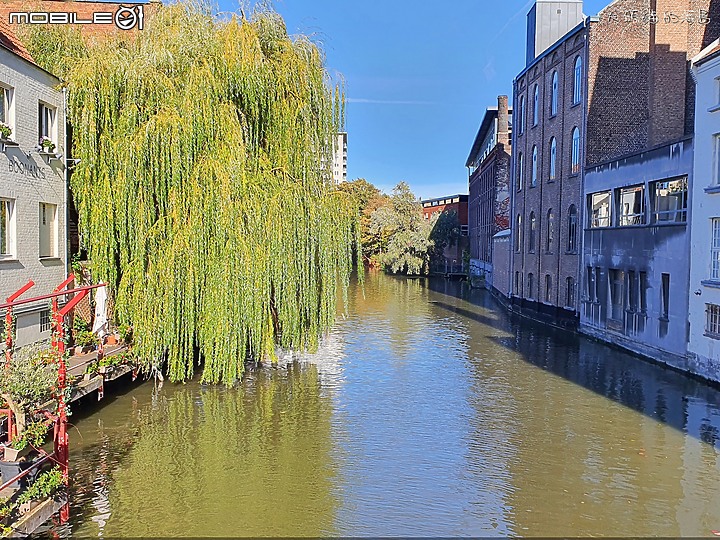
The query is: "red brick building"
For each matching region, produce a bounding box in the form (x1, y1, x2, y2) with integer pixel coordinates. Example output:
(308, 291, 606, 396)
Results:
(421, 194, 469, 263)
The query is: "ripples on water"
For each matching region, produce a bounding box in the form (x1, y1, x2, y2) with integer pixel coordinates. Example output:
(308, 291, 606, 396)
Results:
(44, 273, 720, 537)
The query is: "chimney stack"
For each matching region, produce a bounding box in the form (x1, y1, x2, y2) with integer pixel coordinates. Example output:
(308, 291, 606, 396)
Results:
(497, 95, 509, 145)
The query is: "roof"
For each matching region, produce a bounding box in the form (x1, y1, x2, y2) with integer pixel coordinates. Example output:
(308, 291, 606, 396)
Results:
(0, 16, 35, 64)
(694, 41, 720, 67)
(465, 106, 513, 167)
(421, 194, 468, 205)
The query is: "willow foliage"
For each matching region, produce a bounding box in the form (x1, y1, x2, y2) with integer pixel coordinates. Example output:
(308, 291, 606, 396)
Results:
(25, 3, 360, 383)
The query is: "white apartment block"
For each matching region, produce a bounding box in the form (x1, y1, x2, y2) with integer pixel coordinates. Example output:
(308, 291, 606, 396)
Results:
(0, 28, 66, 348)
(332, 132, 347, 183)
(688, 40, 720, 383)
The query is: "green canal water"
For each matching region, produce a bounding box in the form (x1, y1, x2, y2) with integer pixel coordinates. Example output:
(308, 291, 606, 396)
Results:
(47, 273, 720, 537)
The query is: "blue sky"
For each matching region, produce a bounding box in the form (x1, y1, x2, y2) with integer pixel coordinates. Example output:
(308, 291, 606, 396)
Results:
(218, 0, 609, 199)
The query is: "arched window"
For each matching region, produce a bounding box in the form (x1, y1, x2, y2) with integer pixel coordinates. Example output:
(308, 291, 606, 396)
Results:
(529, 211, 536, 252)
(566, 277, 575, 307)
(546, 209, 554, 252)
(519, 96, 525, 135)
(549, 137, 557, 180)
(528, 273, 535, 299)
(515, 214, 522, 252)
(573, 56, 583, 105)
(531, 146, 538, 187)
(551, 71, 558, 115)
(567, 204, 578, 252)
(545, 275, 552, 303)
(571, 127, 580, 174)
(533, 85, 539, 126)
(517, 153, 524, 191)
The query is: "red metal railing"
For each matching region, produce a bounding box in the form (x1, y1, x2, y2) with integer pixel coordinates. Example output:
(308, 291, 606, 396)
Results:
(0, 452, 56, 493)
(1, 278, 107, 524)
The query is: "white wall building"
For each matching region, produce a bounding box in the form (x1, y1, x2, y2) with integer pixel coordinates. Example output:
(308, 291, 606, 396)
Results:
(688, 40, 720, 383)
(0, 23, 67, 348)
(332, 131, 347, 183)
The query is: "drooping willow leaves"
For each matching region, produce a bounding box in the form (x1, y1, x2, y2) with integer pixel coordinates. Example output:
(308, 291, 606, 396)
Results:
(22, 3, 360, 384)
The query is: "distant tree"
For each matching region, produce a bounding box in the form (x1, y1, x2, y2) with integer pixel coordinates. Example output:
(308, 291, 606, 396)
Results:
(337, 178, 381, 210)
(371, 182, 433, 275)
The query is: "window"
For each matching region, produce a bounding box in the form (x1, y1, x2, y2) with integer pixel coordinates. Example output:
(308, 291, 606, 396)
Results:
(587, 267, 595, 301)
(545, 274, 552, 303)
(528, 211, 536, 252)
(0, 86, 14, 136)
(546, 209, 554, 252)
(706, 304, 720, 338)
(531, 146, 538, 187)
(517, 153, 524, 191)
(590, 191, 611, 227)
(528, 273, 535, 299)
(533, 85, 539, 126)
(38, 103, 56, 144)
(40, 309, 51, 333)
(0, 198, 15, 257)
(712, 218, 720, 280)
(519, 96, 525, 135)
(652, 177, 687, 223)
(460, 225, 469, 236)
(549, 137, 557, 180)
(571, 127, 580, 174)
(39, 202, 57, 258)
(515, 214, 522, 252)
(628, 270, 638, 312)
(573, 56, 583, 105)
(618, 185, 645, 226)
(661, 273, 670, 320)
(609, 269, 625, 321)
(715, 134, 720, 185)
(566, 277, 575, 307)
(640, 271, 648, 312)
(567, 205, 578, 252)
(550, 71, 558, 116)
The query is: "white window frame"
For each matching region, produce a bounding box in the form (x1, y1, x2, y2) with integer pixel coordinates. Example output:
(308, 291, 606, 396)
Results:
(571, 127, 581, 174)
(617, 185, 645, 226)
(38, 102, 57, 146)
(0, 85, 15, 138)
(590, 191, 611, 228)
(0, 198, 16, 258)
(706, 304, 720, 338)
(39, 202, 58, 258)
(573, 56, 583, 105)
(712, 218, 720, 281)
(39, 309, 51, 333)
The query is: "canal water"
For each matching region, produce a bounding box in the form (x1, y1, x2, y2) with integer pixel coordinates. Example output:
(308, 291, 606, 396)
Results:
(48, 273, 720, 537)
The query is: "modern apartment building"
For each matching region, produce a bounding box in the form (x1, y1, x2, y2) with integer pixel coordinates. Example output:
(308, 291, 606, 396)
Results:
(0, 19, 67, 347)
(466, 95, 512, 289)
(333, 132, 347, 183)
(510, 0, 586, 326)
(687, 40, 720, 383)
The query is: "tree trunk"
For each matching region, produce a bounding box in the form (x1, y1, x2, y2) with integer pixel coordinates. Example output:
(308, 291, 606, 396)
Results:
(1, 393, 26, 438)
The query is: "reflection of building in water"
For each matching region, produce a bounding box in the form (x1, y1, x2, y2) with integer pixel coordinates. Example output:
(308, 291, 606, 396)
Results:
(90, 439, 113, 536)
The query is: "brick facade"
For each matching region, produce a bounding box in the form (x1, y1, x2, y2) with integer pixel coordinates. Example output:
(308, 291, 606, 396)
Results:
(510, 24, 586, 322)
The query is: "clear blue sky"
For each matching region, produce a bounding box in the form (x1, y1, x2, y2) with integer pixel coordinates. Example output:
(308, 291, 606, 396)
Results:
(218, 0, 609, 199)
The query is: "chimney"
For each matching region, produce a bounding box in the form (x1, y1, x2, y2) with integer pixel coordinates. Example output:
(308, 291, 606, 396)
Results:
(526, 0, 584, 66)
(497, 95, 509, 145)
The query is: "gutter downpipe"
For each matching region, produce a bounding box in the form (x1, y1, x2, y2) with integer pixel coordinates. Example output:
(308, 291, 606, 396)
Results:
(62, 86, 69, 282)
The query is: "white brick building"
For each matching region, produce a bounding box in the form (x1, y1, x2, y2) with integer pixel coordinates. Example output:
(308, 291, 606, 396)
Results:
(688, 40, 720, 383)
(0, 23, 66, 348)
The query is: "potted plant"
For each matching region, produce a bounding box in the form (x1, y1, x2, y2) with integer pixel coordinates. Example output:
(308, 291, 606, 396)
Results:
(73, 330, 98, 355)
(38, 136, 55, 153)
(83, 362, 98, 381)
(0, 122, 12, 141)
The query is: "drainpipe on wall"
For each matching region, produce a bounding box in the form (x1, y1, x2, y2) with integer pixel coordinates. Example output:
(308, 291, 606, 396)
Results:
(62, 86, 69, 282)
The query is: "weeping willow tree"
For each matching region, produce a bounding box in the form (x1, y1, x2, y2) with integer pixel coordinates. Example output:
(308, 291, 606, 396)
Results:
(21, 3, 360, 384)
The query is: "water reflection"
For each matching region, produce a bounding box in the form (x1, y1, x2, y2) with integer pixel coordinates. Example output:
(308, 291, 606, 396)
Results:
(44, 273, 720, 537)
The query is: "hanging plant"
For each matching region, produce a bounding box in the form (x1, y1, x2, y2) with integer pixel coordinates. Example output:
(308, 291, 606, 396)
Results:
(22, 3, 361, 384)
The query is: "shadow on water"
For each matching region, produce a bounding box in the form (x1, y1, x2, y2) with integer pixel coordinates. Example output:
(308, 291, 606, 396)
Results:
(423, 277, 720, 450)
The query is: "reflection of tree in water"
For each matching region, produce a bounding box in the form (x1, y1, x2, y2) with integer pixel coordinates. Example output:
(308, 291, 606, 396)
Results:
(103, 364, 338, 537)
(699, 423, 719, 446)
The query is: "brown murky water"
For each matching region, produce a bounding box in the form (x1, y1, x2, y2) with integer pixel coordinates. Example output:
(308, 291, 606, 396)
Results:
(46, 273, 720, 537)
